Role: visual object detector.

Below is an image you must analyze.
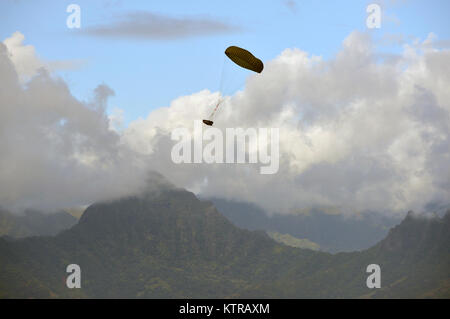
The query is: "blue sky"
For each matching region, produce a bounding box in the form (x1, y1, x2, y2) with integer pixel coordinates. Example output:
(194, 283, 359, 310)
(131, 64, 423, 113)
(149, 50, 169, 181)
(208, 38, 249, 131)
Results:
(1, 0, 449, 124)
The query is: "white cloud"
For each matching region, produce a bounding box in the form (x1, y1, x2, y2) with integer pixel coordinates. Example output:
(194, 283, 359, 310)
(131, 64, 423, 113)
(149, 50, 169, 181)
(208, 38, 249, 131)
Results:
(2, 32, 86, 83)
(1, 30, 449, 217)
(3, 31, 42, 81)
(0, 38, 150, 212)
(122, 31, 450, 216)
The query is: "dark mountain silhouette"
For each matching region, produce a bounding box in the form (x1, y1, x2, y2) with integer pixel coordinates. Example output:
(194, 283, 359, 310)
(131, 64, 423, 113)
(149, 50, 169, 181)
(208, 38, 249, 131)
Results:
(0, 188, 448, 298)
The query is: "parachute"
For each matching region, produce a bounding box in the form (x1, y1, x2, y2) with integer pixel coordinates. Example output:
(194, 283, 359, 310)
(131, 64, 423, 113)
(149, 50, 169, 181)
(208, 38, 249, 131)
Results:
(224, 46, 264, 74)
(203, 46, 263, 126)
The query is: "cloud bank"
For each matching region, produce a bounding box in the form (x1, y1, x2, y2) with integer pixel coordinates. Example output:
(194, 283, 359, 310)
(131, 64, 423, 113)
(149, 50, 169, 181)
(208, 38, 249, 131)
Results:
(1, 31, 449, 217)
(0, 34, 150, 212)
(123, 31, 450, 216)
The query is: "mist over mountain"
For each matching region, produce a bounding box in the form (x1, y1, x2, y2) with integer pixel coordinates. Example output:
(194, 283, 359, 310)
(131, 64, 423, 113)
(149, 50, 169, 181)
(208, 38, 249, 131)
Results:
(0, 209, 77, 238)
(0, 188, 448, 298)
(209, 198, 401, 253)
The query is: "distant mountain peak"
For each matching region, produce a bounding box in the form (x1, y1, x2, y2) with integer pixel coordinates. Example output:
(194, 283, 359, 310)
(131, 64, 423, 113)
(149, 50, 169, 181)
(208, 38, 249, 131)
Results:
(377, 210, 450, 255)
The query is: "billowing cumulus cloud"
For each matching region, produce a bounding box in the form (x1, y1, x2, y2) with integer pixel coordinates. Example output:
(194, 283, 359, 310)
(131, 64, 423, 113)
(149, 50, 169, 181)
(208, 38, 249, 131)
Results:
(0, 36, 151, 212)
(3, 32, 86, 83)
(123, 31, 450, 216)
(1, 30, 449, 217)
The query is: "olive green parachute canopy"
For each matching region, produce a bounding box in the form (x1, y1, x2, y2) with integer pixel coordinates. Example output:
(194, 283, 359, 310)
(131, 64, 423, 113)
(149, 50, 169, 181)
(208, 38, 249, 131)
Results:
(225, 46, 264, 73)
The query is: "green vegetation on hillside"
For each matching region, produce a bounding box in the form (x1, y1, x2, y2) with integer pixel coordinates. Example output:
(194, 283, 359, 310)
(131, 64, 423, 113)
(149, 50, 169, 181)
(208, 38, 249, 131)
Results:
(0, 209, 77, 238)
(267, 231, 320, 250)
(0, 190, 448, 298)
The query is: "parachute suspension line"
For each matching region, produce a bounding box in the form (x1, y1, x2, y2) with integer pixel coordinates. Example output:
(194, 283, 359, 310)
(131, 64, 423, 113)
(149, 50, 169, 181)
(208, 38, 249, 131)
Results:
(208, 98, 223, 120)
(223, 74, 247, 97)
(207, 56, 227, 121)
(218, 55, 227, 93)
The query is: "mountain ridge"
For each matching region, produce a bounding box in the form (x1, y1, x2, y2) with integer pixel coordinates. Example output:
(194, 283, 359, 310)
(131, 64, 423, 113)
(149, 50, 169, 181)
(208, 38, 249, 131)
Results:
(208, 197, 402, 252)
(0, 209, 77, 238)
(0, 188, 448, 298)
